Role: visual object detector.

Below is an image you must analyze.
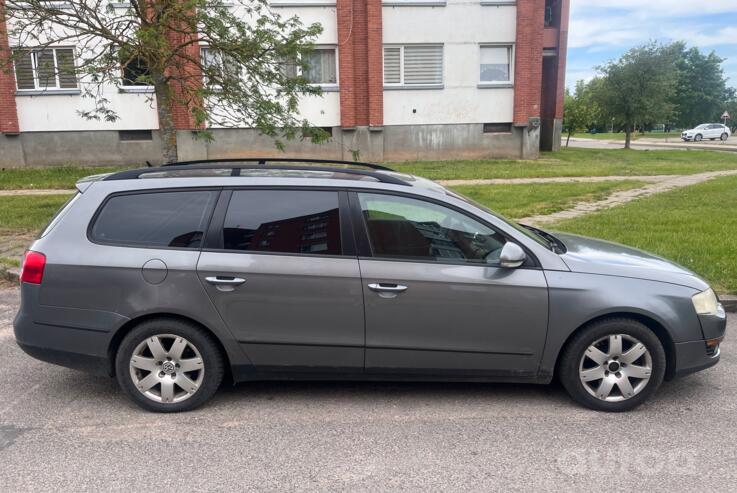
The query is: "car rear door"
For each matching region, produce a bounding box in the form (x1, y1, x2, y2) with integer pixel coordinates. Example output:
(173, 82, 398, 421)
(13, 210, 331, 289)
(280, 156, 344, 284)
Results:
(350, 191, 549, 378)
(196, 188, 365, 374)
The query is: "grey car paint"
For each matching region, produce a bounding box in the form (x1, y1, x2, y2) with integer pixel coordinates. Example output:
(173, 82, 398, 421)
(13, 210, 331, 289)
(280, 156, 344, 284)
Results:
(13, 172, 725, 385)
(197, 251, 365, 372)
(360, 258, 548, 376)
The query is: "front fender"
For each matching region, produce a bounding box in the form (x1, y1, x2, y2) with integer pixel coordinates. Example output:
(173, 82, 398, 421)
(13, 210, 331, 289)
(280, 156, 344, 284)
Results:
(539, 271, 703, 377)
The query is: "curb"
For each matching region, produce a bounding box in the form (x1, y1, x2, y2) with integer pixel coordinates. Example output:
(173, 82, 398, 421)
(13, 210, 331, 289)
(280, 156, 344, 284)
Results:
(0, 267, 19, 284)
(720, 295, 737, 313)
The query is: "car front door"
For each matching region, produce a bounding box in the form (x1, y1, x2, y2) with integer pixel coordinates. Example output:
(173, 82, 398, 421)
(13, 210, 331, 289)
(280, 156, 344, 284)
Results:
(351, 191, 549, 377)
(197, 188, 365, 374)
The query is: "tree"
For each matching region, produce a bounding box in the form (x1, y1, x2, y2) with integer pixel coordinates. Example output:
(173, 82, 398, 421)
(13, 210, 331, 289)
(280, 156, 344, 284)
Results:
(671, 42, 730, 128)
(562, 79, 601, 147)
(594, 42, 678, 149)
(1, 0, 327, 163)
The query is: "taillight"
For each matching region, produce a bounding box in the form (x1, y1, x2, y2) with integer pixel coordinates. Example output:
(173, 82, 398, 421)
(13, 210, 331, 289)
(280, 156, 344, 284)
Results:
(20, 251, 46, 284)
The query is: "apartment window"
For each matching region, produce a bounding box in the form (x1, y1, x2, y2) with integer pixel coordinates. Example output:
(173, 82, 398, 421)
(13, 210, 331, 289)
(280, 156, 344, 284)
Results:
(383, 45, 443, 87)
(13, 47, 77, 91)
(118, 130, 153, 141)
(200, 46, 239, 85)
(122, 56, 150, 86)
(479, 45, 513, 85)
(483, 123, 512, 134)
(283, 47, 338, 86)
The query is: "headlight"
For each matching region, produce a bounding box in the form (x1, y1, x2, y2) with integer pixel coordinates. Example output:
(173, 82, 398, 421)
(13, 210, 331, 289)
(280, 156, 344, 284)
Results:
(692, 288, 723, 316)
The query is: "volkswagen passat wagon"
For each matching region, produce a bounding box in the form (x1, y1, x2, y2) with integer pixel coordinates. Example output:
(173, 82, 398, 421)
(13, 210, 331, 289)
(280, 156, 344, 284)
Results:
(14, 159, 726, 412)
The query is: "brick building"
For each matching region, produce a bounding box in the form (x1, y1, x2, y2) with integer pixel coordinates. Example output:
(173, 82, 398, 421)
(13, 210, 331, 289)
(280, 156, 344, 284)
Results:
(0, 0, 569, 166)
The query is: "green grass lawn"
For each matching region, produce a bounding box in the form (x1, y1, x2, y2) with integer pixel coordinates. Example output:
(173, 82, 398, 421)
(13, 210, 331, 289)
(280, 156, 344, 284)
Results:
(450, 181, 645, 220)
(0, 166, 128, 190)
(3, 148, 737, 189)
(571, 132, 683, 141)
(391, 148, 737, 180)
(0, 195, 72, 231)
(551, 174, 737, 294)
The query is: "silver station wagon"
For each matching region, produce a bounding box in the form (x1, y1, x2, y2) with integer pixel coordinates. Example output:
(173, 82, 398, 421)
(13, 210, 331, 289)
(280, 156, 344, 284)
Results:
(14, 159, 726, 412)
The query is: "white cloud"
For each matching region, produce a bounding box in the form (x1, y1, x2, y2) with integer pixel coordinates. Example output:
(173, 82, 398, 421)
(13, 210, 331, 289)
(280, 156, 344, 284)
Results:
(665, 27, 737, 47)
(568, 0, 737, 51)
(571, 0, 737, 18)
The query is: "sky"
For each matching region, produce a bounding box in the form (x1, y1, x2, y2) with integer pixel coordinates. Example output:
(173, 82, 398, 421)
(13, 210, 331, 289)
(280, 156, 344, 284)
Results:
(566, 0, 737, 89)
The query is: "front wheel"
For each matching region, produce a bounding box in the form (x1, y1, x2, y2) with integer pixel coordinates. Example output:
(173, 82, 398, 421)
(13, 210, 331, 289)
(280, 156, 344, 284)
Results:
(694, 134, 703, 142)
(115, 318, 224, 412)
(721, 133, 729, 141)
(559, 318, 666, 412)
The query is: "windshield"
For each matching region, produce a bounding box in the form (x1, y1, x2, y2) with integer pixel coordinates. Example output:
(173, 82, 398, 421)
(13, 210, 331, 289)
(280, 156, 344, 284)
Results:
(695, 124, 709, 129)
(444, 188, 554, 250)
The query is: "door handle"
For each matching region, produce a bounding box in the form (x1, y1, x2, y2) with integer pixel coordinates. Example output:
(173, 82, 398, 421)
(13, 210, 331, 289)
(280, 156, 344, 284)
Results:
(205, 276, 246, 286)
(368, 283, 408, 293)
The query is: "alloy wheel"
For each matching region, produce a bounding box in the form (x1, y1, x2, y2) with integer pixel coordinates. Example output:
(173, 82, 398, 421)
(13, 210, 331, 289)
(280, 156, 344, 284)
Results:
(129, 334, 205, 404)
(579, 334, 652, 402)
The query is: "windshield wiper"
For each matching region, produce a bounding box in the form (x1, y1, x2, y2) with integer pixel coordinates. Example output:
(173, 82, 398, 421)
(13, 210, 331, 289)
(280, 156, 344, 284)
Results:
(520, 224, 566, 254)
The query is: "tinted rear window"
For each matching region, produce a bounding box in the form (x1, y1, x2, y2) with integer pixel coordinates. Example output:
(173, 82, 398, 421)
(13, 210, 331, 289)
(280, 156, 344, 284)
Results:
(222, 190, 341, 255)
(91, 190, 217, 248)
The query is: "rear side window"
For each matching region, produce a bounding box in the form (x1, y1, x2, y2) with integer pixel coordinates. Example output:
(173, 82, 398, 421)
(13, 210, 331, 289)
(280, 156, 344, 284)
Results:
(222, 190, 341, 255)
(90, 190, 217, 248)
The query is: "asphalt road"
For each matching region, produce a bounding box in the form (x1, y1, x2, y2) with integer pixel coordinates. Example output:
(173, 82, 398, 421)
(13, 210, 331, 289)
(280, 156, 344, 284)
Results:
(569, 135, 737, 152)
(1, 286, 735, 492)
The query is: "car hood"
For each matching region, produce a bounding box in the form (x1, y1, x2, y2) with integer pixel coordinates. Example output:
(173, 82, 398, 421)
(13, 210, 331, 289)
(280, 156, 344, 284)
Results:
(553, 232, 709, 291)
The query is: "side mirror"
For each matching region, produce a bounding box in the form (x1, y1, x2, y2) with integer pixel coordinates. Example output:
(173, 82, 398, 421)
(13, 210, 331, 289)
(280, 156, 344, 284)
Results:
(499, 242, 527, 268)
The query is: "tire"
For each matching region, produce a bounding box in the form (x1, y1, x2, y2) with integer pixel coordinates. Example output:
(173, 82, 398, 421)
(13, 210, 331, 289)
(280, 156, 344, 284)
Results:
(558, 317, 666, 412)
(694, 134, 703, 142)
(115, 318, 224, 412)
(721, 133, 729, 141)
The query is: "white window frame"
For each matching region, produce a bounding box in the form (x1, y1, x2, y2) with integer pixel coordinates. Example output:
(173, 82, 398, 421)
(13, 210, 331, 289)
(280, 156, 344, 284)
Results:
(118, 55, 155, 94)
(480, 0, 516, 6)
(269, 0, 336, 7)
(290, 46, 339, 91)
(383, 44, 444, 90)
(478, 43, 514, 88)
(13, 46, 78, 93)
(382, 0, 447, 6)
(200, 45, 237, 90)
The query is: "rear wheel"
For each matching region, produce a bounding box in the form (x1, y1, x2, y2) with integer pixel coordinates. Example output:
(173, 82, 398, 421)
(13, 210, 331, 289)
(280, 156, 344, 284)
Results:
(559, 318, 666, 412)
(115, 318, 224, 412)
(721, 133, 729, 141)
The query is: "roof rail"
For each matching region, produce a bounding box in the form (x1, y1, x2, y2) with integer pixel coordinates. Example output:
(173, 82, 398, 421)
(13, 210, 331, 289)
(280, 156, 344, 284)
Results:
(104, 162, 410, 186)
(161, 157, 395, 172)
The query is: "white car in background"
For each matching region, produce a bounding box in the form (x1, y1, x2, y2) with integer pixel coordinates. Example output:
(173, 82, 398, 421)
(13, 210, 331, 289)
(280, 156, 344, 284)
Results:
(681, 124, 731, 142)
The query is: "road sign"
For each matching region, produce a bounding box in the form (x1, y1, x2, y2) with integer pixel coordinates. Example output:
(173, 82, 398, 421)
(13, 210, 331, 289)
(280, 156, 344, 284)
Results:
(722, 111, 731, 120)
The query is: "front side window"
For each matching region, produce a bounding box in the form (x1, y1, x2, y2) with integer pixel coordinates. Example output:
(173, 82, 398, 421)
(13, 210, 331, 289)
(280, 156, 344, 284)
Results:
(358, 193, 508, 264)
(480, 45, 513, 84)
(222, 190, 341, 255)
(90, 191, 218, 248)
(383, 45, 443, 87)
(13, 47, 77, 91)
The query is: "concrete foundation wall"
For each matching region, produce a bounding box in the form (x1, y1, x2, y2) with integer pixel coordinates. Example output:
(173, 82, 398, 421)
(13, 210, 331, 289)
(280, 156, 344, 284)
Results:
(1, 123, 537, 167)
(383, 124, 527, 162)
